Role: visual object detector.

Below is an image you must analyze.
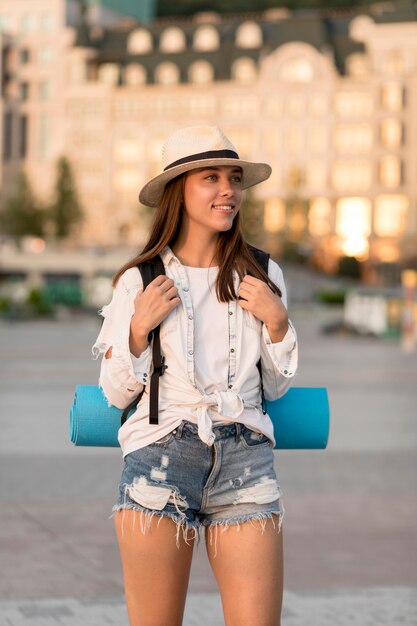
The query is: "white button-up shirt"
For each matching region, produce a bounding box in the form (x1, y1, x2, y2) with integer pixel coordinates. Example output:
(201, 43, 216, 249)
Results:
(93, 247, 298, 457)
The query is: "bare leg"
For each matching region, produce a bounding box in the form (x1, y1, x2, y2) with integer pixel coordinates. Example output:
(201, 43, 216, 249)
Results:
(206, 517, 284, 626)
(114, 510, 195, 626)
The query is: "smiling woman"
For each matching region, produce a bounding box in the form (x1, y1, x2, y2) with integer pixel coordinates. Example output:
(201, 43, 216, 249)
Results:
(93, 125, 298, 626)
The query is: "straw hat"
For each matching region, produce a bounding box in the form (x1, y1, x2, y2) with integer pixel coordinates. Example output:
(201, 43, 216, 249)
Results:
(139, 125, 272, 207)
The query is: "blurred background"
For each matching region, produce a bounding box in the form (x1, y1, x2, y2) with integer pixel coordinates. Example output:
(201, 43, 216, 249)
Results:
(0, 1, 416, 624)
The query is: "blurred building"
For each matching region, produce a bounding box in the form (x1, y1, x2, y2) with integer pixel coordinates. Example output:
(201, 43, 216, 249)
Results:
(1, 0, 417, 279)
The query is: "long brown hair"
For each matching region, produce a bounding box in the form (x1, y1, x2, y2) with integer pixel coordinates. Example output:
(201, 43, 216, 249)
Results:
(113, 174, 281, 301)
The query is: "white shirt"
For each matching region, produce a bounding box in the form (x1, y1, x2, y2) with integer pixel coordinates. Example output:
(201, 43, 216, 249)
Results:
(93, 246, 298, 457)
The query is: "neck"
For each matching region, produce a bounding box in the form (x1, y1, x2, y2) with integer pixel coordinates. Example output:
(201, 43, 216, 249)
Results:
(172, 229, 218, 268)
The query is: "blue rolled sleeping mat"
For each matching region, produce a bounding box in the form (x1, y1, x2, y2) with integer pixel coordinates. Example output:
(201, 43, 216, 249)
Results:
(70, 385, 330, 450)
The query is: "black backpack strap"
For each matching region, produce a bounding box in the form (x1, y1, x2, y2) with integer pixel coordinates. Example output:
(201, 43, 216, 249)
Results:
(121, 255, 166, 426)
(247, 244, 270, 415)
(247, 244, 270, 276)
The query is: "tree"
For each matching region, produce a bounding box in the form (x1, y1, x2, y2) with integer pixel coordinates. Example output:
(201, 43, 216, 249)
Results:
(1, 170, 45, 239)
(49, 157, 83, 239)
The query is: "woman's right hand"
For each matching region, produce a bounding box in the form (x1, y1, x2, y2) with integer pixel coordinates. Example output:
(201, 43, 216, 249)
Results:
(129, 275, 181, 357)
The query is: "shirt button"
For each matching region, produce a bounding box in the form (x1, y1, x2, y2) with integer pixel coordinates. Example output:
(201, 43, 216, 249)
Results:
(229, 311, 233, 316)
(283, 369, 288, 374)
(143, 373, 148, 378)
(228, 384, 233, 389)
(188, 350, 194, 355)
(188, 315, 193, 320)
(183, 287, 189, 292)
(230, 348, 235, 353)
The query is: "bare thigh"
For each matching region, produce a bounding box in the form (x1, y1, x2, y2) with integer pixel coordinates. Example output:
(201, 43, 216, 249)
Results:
(114, 510, 195, 626)
(206, 517, 284, 626)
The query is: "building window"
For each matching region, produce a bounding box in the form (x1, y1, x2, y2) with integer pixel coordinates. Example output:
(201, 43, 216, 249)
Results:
(334, 91, 373, 117)
(232, 57, 257, 84)
(334, 123, 373, 154)
(336, 197, 372, 258)
(188, 60, 214, 84)
(20, 49, 30, 64)
(380, 118, 403, 150)
(38, 47, 52, 64)
(38, 114, 49, 159)
(336, 197, 372, 257)
(221, 97, 259, 118)
(285, 95, 305, 117)
(332, 160, 372, 192)
(306, 161, 327, 190)
(279, 57, 314, 83)
(124, 63, 147, 86)
(98, 63, 120, 86)
(379, 156, 402, 188)
(309, 197, 332, 236)
(0, 16, 10, 31)
(346, 53, 370, 79)
(19, 115, 28, 158)
(155, 62, 180, 85)
(264, 198, 286, 233)
(307, 125, 326, 154)
(20, 82, 29, 101)
(235, 21, 262, 49)
(285, 127, 303, 155)
(40, 80, 50, 100)
(308, 93, 328, 116)
(159, 27, 186, 53)
(381, 82, 404, 112)
(113, 169, 139, 192)
(70, 60, 87, 84)
(3, 111, 12, 160)
(383, 50, 406, 75)
(22, 14, 36, 33)
(127, 29, 152, 54)
(113, 139, 142, 164)
(40, 13, 54, 32)
(374, 194, 408, 236)
(193, 25, 219, 51)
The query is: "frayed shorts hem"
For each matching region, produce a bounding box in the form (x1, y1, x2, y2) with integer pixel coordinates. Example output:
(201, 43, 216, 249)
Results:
(111, 502, 284, 552)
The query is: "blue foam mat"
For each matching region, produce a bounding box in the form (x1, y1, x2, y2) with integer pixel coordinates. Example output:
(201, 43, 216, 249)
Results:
(70, 386, 329, 450)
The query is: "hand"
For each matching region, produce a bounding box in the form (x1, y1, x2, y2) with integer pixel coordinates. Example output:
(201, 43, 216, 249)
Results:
(130, 275, 181, 356)
(238, 275, 288, 342)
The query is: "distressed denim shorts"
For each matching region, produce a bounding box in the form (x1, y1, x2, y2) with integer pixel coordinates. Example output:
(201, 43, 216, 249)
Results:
(112, 420, 284, 548)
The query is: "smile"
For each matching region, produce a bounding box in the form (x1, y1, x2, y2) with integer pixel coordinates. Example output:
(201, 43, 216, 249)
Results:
(212, 204, 235, 212)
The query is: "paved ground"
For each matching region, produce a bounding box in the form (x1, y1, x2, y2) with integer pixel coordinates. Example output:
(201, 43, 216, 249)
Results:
(0, 293, 416, 625)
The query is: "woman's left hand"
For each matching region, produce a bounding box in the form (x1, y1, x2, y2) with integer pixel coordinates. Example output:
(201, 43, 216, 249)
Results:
(238, 275, 289, 342)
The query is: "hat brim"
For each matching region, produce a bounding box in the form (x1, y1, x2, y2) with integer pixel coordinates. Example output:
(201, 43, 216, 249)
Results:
(138, 158, 272, 208)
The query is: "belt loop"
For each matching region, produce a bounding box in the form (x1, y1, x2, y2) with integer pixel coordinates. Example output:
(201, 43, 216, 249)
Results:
(235, 422, 241, 442)
(175, 421, 185, 439)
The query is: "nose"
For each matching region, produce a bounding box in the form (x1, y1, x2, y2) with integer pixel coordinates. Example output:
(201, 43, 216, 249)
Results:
(219, 177, 233, 197)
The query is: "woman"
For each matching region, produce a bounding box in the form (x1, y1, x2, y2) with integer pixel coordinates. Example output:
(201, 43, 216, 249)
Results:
(93, 125, 298, 626)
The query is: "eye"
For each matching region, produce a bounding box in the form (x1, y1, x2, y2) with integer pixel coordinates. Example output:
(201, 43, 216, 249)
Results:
(231, 174, 242, 184)
(206, 174, 218, 182)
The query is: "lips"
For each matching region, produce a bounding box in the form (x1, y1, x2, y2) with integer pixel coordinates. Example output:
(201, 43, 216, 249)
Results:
(212, 204, 235, 211)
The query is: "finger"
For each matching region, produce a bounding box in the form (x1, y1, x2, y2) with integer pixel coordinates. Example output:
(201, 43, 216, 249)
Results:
(165, 286, 179, 300)
(237, 297, 250, 310)
(151, 275, 174, 288)
(241, 275, 263, 286)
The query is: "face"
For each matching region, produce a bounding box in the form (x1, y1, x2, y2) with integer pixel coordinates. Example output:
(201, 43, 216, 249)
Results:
(182, 166, 243, 237)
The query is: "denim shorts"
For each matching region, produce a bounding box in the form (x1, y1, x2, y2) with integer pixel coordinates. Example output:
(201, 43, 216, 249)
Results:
(112, 420, 284, 547)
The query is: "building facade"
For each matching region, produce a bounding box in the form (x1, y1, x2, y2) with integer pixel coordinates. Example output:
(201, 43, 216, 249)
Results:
(1, 1, 417, 277)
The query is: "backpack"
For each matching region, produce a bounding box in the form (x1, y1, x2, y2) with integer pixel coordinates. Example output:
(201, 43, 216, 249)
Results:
(121, 246, 270, 426)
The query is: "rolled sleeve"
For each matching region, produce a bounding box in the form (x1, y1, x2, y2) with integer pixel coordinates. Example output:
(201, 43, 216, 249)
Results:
(130, 345, 152, 385)
(262, 319, 298, 378)
(92, 268, 151, 409)
(259, 259, 299, 401)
